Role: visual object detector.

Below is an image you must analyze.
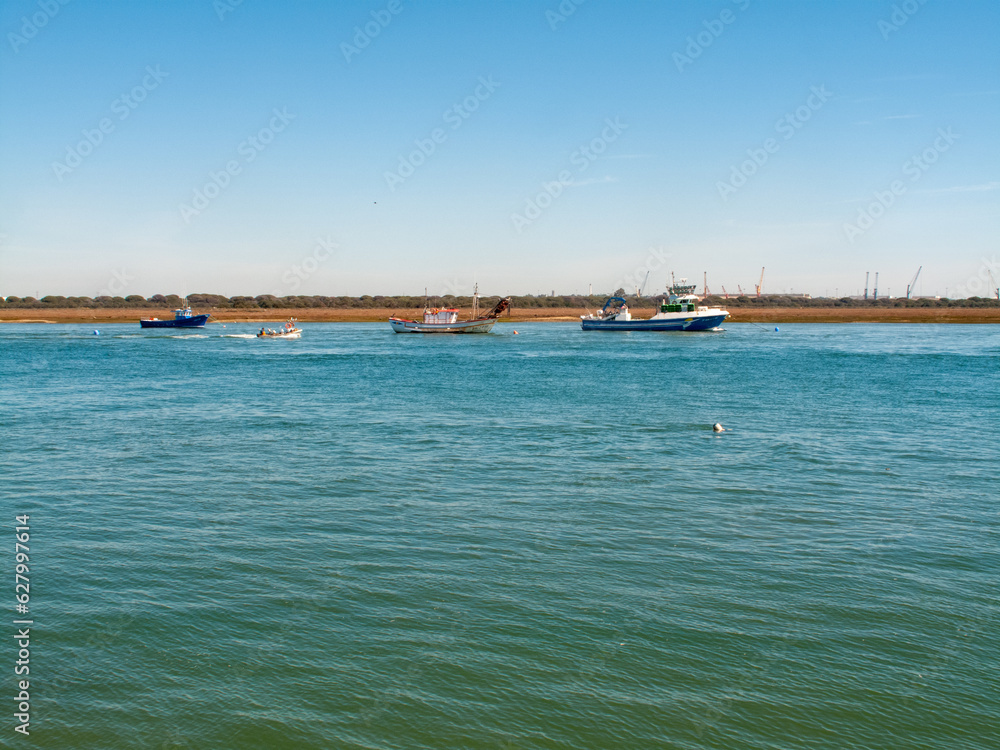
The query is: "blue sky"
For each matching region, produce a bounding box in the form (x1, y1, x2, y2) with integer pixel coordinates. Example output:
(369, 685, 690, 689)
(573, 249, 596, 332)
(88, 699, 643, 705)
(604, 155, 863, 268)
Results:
(1, 0, 998, 298)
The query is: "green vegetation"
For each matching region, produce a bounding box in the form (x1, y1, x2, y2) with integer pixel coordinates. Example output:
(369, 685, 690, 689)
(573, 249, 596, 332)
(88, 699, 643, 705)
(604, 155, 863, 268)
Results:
(2, 293, 998, 310)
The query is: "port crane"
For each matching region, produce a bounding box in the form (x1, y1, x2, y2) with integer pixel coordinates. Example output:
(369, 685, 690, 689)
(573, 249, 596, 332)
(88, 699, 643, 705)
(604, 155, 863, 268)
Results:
(988, 269, 1000, 300)
(906, 266, 922, 299)
(737, 284, 744, 296)
(721, 285, 730, 299)
(873, 272, 879, 301)
(755, 267, 765, 298)
(637, 270, 650, 298)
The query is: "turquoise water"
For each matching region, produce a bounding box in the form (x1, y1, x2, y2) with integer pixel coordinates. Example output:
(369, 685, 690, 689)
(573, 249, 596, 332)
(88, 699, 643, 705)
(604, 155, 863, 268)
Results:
(2, 322, 997, 749)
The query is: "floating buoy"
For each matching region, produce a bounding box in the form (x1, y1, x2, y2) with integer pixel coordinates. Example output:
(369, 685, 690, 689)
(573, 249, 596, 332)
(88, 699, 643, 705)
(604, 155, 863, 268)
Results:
(513, 330, 519, 335)
(775, 327, 779, 332)
(712, 423, 725, 432)
(93, 330, 100, 336)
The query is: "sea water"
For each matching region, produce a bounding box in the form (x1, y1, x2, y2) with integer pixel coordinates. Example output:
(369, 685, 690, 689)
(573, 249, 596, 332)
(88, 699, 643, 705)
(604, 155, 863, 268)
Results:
(1, 322, 997, 749)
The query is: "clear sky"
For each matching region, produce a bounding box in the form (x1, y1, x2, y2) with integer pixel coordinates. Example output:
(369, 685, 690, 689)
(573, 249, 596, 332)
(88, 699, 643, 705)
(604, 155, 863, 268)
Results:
(1, 0, 998, 299)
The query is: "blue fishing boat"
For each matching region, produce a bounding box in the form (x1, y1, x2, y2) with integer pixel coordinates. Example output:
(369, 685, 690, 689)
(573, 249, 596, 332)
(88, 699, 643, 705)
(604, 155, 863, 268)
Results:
(581, 279, 728, 331)
(139, 306, 210, 328)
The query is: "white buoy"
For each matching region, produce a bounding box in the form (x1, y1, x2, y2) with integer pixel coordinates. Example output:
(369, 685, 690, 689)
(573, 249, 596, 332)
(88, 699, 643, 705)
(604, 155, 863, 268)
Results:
(712, 423, 725, 432)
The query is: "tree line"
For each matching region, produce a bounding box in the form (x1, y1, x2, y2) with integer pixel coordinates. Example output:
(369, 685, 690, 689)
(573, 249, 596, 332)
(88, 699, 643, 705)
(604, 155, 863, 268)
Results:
(1, 293, 997, 309)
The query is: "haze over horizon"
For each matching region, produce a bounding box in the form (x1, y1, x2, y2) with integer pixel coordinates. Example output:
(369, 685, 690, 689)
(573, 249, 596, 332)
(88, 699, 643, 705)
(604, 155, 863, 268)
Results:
(2, 0, 998, 300)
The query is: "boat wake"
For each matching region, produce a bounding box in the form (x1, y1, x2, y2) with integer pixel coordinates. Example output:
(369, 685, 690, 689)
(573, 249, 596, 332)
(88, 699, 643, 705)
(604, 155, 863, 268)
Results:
(221, 334, 257, 339)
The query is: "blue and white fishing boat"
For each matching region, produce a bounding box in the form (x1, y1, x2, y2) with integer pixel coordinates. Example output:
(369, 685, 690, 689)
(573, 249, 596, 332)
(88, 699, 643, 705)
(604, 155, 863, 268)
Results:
(581, 279, 728, 331)
(139, 306, 210, 328)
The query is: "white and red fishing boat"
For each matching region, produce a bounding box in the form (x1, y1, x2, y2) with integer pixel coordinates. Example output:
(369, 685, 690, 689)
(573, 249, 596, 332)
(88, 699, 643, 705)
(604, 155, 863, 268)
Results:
(389, 286, 511, 334)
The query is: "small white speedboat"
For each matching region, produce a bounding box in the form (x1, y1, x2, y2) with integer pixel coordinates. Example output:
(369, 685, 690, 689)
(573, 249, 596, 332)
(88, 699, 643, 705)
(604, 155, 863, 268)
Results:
(257, 319, 302, 338)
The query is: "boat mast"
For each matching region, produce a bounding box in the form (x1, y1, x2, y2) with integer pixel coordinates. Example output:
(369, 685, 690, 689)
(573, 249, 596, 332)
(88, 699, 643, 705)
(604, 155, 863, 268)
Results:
(472, 283, 480, 320)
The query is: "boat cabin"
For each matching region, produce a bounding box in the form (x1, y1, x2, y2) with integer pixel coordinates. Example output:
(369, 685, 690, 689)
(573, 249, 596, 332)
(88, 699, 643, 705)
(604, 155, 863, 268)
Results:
(423, 308, 459, 324)
(660, 297, 699, 313)
(661, 280, 701, 313)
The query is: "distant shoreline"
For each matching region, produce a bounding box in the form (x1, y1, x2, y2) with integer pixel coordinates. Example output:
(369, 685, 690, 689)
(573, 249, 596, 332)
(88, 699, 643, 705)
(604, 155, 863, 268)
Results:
(2, 307, 999, 324)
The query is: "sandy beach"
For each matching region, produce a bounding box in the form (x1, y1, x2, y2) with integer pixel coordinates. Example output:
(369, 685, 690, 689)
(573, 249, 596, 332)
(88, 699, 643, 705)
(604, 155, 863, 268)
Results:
(2, 306, 998, 324)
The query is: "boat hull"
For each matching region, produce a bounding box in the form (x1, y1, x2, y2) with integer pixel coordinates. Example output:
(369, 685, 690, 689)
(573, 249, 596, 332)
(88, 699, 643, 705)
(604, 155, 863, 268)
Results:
(257, 330, 301, 339)
(581, 313, 728, 331)
(140, 315, 210, 328)
(389, 317, 498, 334)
